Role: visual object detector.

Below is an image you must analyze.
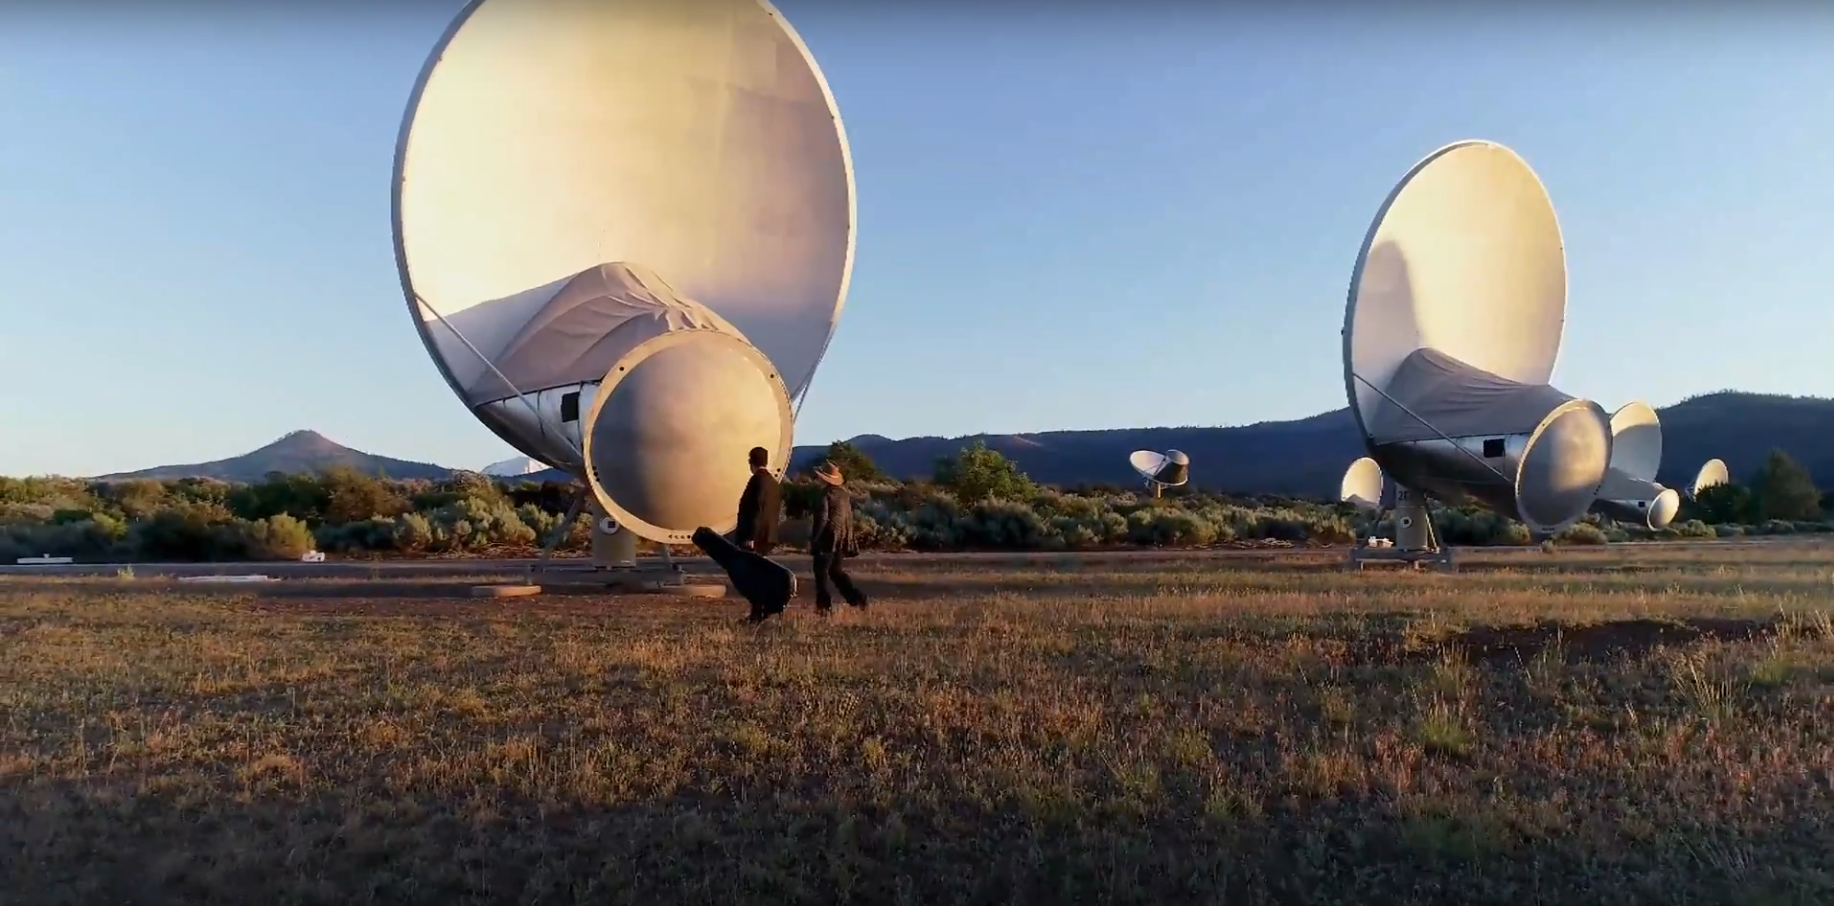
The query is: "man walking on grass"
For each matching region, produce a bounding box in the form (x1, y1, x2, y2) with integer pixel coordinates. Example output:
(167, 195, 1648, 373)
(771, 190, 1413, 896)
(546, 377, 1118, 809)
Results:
(733, 446, 781, 555)
(808, 460, 868, 613)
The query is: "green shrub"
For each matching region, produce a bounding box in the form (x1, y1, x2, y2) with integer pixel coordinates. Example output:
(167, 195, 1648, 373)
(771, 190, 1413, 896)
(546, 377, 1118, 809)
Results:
(1, 449, 1791, 562)
(958, 500, 1061, 550)
(1125, 508, 1217, 547)
(1555, 523, 1610, 546)
(241, 514, 316, 560)
(933, 442, 1036, 504)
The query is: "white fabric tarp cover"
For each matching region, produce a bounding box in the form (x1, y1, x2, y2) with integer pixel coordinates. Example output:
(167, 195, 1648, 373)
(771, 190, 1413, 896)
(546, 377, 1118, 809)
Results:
(1366, 347, 1577, 444)
(435, 262, 748, 406)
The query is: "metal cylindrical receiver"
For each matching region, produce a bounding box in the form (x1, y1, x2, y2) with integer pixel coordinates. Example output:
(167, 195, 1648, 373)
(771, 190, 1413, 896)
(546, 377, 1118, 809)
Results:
(1393, 487, 1434, 552)
(590, 498, 638, 567)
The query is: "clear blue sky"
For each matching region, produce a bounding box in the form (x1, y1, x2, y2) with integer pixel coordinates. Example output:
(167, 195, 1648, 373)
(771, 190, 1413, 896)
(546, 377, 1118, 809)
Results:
(3, 3, 1831, 478)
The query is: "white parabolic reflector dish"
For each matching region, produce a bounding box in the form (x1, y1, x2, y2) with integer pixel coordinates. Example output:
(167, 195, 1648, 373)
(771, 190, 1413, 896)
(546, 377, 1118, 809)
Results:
(393, 0, 855, 475)
(1342, 140, 1611, 534)
(1340, 457, 1384, 511)
(1129, 450, 1189, 487)
(1691, 458, 1730, 497)
(1608, 402, 1662, 483)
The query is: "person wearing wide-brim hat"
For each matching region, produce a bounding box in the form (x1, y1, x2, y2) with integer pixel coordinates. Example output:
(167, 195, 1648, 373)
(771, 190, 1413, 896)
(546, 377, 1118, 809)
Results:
(807, 460, 868, 612)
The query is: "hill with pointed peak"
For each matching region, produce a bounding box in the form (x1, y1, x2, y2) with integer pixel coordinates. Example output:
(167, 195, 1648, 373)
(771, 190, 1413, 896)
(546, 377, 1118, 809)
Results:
(95, 430, 454, 483)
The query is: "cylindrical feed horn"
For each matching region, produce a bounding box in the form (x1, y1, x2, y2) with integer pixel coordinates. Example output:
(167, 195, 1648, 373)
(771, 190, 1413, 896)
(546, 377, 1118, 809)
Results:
(582, 329, 794, 546)
(1154, 450, 1190, 486)
(1593, 469, 1681, 531)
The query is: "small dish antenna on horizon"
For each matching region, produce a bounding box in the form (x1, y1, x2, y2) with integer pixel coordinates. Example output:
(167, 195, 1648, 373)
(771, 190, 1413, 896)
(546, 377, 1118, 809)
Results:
(1129, 449, 1189, 498)
(1342, 139, 1613, 569)
(391, 0, 854, 585)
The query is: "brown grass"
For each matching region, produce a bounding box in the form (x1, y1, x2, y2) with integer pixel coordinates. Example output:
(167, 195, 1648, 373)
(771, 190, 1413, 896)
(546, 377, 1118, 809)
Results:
(6, 544, 1834, 904)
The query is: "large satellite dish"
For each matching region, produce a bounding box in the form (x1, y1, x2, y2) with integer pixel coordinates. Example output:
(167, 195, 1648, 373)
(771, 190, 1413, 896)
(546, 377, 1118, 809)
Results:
(1591, 401, 1679, 530)
(1343, 140, 1613, 567)
(392, 0, 854, 572)
(1129, 449, 1189, 498)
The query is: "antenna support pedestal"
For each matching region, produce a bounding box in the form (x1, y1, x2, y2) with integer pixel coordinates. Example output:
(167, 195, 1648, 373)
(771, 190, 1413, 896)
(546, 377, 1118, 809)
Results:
(1347, 487, 1456, 573)
(592, 511, 638, 568)
(527, 498, 726, 598)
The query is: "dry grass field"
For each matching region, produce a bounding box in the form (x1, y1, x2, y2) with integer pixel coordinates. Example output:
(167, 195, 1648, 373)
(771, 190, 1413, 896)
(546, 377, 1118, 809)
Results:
(6, 543, 1834, 905)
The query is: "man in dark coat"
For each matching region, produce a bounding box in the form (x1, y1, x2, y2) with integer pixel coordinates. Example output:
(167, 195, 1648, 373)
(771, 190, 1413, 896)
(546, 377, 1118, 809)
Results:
(808, 460, 868, 612)
(733, 446, 781, 554)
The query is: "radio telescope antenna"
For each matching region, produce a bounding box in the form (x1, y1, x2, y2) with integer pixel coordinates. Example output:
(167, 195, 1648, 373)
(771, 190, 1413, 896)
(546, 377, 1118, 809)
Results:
(1589, 402, 1680, 531)
(1339, 457, 1384, 511)
(392, 0, 855, 594)
(1128, 449, 1189, 499)
(1342, 140, 1614, 571)
(1688, 458, 1730, 498)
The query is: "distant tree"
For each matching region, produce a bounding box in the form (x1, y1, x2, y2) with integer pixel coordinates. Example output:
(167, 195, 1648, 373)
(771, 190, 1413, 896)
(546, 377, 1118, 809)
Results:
(504, 480, 576, 516)
(108, 479, 174, 521)
(934, 441, 1036, 504)
(1750, 449, 1822, 521)
(320, 466, 409, 524)
(242, 514, 316, 560)
(228, 472, 330, 523)
(819, 441, 885, 482)
(1686, 482, 1757, 525)
(413, 470, 510, 511)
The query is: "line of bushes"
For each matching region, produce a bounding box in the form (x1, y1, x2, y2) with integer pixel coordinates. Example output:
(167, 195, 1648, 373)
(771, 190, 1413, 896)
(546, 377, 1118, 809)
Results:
(0, 442, 1824, 563)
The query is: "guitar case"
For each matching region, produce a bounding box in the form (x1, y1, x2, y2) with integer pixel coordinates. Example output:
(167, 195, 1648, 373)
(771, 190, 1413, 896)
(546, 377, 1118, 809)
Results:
(692, 526, 796, 616)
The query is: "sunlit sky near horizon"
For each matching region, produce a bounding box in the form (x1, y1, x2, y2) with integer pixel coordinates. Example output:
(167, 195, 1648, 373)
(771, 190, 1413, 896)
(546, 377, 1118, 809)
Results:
(3, 2, 1832, 477)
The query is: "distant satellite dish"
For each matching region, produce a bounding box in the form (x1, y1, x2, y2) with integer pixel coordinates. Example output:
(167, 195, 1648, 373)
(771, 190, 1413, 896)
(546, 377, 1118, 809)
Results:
(1339, 457, 1384, 511)
(1592, 469, 1682, 531)
(1587, 402, 1675, 530)
(1689, 458, 1731, 498)
(1607, 402, 1662, 483)
(1129, 449, 1189, 498)
(1343, 139, 1612, 562)
(392, 0, 854, 549)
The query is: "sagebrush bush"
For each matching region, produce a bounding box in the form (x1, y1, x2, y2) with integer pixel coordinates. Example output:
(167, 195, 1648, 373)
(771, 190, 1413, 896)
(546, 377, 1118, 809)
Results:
(1555, 523, 1610, 546)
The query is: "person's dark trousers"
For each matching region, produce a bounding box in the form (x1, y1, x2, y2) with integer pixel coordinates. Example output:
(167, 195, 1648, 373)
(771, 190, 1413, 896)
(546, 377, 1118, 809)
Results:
(810, 552, 867, 610)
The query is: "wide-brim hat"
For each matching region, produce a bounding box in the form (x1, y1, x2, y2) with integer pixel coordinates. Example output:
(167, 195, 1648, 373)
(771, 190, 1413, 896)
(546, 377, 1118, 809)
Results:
(813, 461, 844, 486)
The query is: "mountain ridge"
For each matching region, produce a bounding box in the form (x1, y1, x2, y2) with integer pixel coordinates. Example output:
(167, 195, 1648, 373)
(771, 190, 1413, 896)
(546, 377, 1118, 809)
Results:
(78, 391, 1834, 498)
